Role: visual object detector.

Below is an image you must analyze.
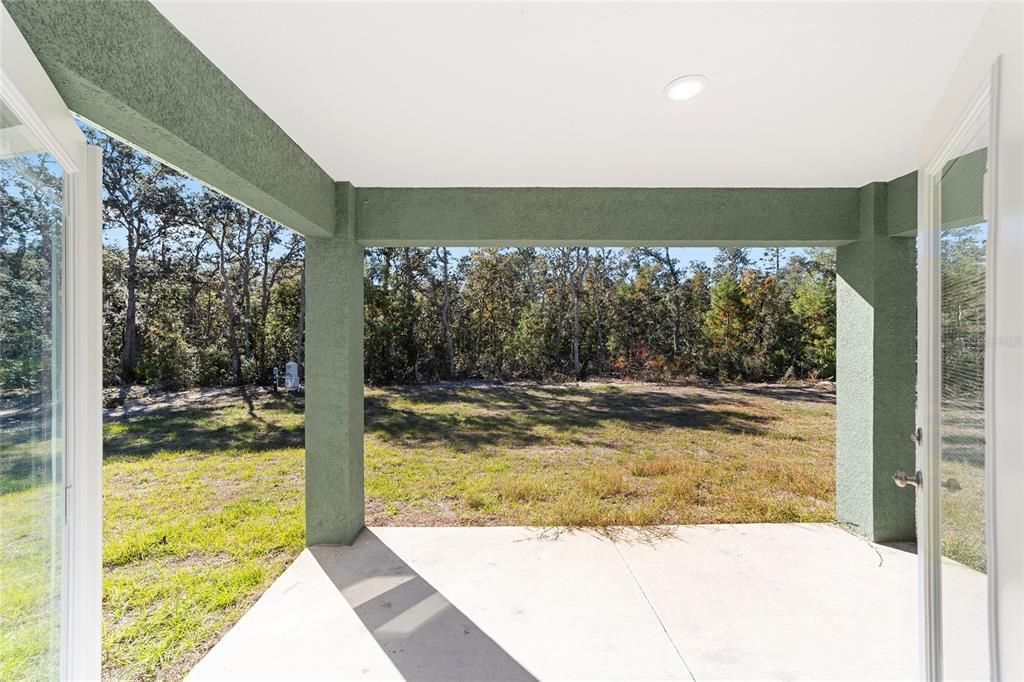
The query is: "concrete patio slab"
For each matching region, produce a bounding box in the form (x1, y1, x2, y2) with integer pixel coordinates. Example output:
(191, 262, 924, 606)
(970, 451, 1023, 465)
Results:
(615, 523, 915, 680)
(186, 523, 987, 681)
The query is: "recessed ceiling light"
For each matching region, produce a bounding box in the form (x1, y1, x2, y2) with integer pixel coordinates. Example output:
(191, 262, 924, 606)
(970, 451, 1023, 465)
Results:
(664, 75, 709, 101)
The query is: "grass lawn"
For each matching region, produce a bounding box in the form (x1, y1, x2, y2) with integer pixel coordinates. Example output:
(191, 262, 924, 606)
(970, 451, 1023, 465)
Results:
(364, 382, 837, 526)
(99, 390, 305, 680)
(0, 482, 60, 681)
(939, 401, 988, 573)
(1, 394, 63, 681)
(5, 381, 839, 680)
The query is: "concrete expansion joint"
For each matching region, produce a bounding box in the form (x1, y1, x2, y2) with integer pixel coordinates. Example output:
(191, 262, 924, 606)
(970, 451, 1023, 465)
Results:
(611, 541, 696, 682)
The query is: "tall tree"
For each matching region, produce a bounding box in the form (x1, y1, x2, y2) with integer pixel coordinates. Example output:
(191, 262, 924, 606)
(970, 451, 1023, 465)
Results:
(0, 154, 63, 390)
(436, 247, 456, 379)
(96, 133, 185, 383)
(704, 274, 751, 379)
(636, 247, 685, 357)
(563, 247, 590, 378)
(712, 247, 753, 280)
(296, 262, 306, 377)
(762, 247, 784, 276)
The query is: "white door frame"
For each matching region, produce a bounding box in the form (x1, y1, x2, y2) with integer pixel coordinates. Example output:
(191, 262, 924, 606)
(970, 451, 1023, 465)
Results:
(63, 143, 103, 682)
(1, 5, 103, 680)
(916, 58, 1000, 682)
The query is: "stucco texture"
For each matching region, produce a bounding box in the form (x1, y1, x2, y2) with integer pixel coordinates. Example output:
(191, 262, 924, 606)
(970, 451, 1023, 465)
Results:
(303, 184, 364, 544)
(836, 182, 917, 542)
(886, 171, 918, 237)
(4, 0, 335, 237)
(355, 187, 861, 246)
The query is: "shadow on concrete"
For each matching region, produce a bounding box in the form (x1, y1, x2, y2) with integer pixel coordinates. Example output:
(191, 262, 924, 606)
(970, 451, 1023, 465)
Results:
(310, 530, 536, 682)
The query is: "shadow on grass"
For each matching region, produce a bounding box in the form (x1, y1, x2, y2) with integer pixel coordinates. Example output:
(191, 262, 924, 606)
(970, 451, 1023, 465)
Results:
(726, 384, 836, 405)
(1, 393, 58, 494)
(103, 391, 305, 460)
(4, 391, 308, 493)
(365, 384, 778, 451)
(0, 454, 50, 495)
(6, 382, 826, 492)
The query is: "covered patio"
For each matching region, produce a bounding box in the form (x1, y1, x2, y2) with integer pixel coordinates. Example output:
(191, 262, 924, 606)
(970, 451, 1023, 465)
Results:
(186, 524, 987, 681)
(4, 0, 1021, 680)
(4, 0, 952, 547)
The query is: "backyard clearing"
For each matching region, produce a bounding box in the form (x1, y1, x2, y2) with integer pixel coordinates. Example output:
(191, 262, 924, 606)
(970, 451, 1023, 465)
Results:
(3, 381, 836, 680)
(364, 382, 837, 526)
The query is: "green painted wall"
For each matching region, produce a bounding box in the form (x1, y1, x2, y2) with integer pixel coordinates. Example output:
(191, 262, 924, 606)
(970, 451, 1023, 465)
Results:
(835, 182, 917, 542)
(886, 171, 918, 237)
(304, 183, 364, 545)
(355, 187, 861, 246)
(4, 0, 335, 237)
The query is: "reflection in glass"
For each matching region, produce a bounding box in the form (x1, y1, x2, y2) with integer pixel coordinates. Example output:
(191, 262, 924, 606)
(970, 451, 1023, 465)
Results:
(940, 220, 986, 572)
(937, 116, 989, 680)
(0, 105, 65, 681)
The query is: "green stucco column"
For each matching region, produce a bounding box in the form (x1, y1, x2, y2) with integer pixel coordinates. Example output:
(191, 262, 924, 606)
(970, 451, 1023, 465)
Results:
(835, 182, 917, 542)
(304, 183, 364, 545)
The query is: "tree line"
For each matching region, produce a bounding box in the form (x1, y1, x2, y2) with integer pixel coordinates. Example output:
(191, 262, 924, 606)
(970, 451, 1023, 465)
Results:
(365, 246, 836, 385)
(91, 128, 305, 389)
(0, 125, 992, 396)
(5, 125, 839, 392)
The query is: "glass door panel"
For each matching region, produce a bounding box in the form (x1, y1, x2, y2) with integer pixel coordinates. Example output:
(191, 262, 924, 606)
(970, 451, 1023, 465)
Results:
(937, 108, 990, 680)
(0, 100, 65, 681)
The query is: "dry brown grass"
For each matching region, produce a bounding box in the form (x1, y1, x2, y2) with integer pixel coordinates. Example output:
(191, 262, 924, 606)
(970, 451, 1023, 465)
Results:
(364, 381, 836, 528)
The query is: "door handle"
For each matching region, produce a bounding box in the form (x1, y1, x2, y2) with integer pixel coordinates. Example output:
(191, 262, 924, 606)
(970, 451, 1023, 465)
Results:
(893, 470, 923, 488)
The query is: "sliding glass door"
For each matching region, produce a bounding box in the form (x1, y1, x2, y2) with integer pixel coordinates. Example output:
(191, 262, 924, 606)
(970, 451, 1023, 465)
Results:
(2, 5, 103, 679)
(0, 101, 67, 681)
(918, 64, 998, 681)
(935, 104, 990, 682)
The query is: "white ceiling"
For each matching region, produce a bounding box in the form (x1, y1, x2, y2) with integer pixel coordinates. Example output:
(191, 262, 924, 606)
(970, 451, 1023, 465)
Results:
(153, 1, 988, 188)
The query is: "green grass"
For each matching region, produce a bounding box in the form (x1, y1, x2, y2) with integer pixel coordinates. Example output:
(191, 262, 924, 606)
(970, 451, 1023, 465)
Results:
(0, 483, 61, 681)
(3, 381, 840, 681)
(100, 391, 305, 681)
(364, 383, 837, 527)
(937, 402, 988, 573)
(0, 405, 62, 682)
(940, 459, 987, 572)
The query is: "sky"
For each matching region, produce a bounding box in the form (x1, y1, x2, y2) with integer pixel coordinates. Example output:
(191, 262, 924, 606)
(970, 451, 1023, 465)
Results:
(444, 247, 807, 271)
(104, 224, 807, 273)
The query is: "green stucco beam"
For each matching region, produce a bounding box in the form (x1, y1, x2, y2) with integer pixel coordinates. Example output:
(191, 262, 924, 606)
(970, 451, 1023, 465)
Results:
(353, 187, 861, 246)
(4, 0, 335, 237)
